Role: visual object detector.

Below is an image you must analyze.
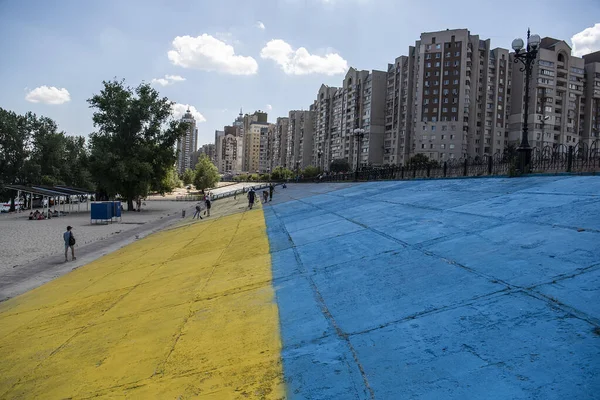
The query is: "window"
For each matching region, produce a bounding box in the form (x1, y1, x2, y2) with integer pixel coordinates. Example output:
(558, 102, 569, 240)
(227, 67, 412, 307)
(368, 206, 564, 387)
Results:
(446, 52, 451, 57)
(431, 128, 436, 133)
(435, 53, 441, 59)
(442, 107, 448, 112)
(426, 62, 431, 68)
(444, 80, 450, 85)
(444, 70, 449, 76)
(424, 89, 430, 95)
(430, 144, 435, 149)
(450, 144, 455, 149)
(451, 107, 457, 112)
(442, 127, 447, 132)
(444, 98, 449, 103)
(435, 62, 441, 67)
(455, 51, 460, 57)
(445, 61, 451, 67)
(426, 54, 432, 60)
(571, 67, 585, 75)
(433, 89, 439, 94)
(435, 71, 440, 76)
(450, 134, 455, 139)
(421, 144, 426, 149)
(454, 61, 460, 66)
(443, 89, 449, 95)
(426, 44, 431, 50)
(436, 44, 441, 49)
(441, 144, 446, 149)
(539, 60, 554, 67)
(433, 98, 439, 104)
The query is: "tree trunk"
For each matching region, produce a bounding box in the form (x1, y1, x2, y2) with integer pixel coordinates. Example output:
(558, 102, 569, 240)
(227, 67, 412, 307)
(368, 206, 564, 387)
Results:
(127, 198, 134, 211)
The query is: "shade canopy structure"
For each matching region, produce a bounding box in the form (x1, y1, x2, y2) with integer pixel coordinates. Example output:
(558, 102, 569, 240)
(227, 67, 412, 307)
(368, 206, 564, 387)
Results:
(2, 184, 94, 216)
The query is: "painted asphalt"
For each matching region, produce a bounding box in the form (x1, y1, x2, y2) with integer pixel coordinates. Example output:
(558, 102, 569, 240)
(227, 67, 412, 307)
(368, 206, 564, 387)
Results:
(0, 207, 284, 398)
(266, 176, 600, 399)
(1, 176, 599, 399)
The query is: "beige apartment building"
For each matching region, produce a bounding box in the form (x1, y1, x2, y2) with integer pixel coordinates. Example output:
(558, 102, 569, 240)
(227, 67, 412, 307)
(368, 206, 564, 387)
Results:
(314, 85, 338, 170)
(509, 38, 586, 149)
(242, 111, 268, 173)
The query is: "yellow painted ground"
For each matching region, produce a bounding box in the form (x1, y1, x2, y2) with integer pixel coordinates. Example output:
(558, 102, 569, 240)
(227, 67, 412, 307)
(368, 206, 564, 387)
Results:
(0, 206, 284, 399)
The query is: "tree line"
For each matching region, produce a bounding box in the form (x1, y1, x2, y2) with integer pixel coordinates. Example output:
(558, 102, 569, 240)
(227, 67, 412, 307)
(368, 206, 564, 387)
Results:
(0, 79, 219, 211)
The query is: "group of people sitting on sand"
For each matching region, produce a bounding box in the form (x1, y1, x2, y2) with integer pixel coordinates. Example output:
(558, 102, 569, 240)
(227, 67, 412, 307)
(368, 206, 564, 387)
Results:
(28, 210, 48, 220)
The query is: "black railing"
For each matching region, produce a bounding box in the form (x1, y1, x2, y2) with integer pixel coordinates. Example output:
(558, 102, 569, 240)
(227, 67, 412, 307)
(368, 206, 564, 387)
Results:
(302, 140, 600, 183)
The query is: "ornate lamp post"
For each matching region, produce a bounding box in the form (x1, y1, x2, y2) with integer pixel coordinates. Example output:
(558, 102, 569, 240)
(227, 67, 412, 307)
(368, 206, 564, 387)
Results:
(512, 29, 541, 172)
(353, 128, 365, 181)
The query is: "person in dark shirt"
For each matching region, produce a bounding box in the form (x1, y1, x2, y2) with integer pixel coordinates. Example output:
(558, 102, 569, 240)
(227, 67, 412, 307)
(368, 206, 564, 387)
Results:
(247, 188, 256, 209)
(63, 225, 76, 262)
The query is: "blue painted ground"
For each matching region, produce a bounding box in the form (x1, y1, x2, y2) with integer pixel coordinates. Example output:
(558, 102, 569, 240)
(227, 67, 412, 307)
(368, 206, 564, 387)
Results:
(263, 176, 600, 400)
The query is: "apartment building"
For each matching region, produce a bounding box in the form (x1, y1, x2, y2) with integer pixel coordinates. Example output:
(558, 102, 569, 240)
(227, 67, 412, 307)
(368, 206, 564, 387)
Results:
(385, 55, 415, 166)
(176, 109, 198, 174)
(509, 38, 586, 149)
(314, 85, 338, 170)
(582, 51, 600, 143)
(242, 111, 269, 172)
(259, 123, 276, 173)
(273, 117, 289, 168)
(287, 110, 315, 170)
(410, 29, 510, 161)
(214, 130, 224, 171)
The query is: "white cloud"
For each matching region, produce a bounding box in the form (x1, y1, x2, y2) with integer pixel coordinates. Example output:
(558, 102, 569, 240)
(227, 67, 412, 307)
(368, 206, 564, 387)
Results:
(256, 21, 266, 30)
(172, 103, 206, 123)
(266, 104, 273, 111)
(25, 86, 71, 104)
(260, 39, 348, 76)
(168, 34, 258, 75)
(572, 23, 600, 57)
(151, 75, 186, 86)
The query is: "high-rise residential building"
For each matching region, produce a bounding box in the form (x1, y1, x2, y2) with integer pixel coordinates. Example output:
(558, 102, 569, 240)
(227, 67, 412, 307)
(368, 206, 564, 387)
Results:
(410, 29, 510, 161)
(242, 111, 269, 172)
(214, 130, 224, 170)
(199, 143, 216, 162)
(314, 85, 338, 170)
(273, 117, 289, 168)
(509, 38, 586, 149)
(218, 126, 243, 173)
(176, 109, 198, 174)
(385, 55, 415, 166)
(582, 51, 600, 144)
(287, 110, 315, 170)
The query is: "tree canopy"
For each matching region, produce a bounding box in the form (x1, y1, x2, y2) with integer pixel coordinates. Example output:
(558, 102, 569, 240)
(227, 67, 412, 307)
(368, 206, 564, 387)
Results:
(330, 158, 350, 173)
(87, 79, 187, 209)
(193, 154, 220, 191)
(182, 168, 195, 185)
(405, 154, 440, 169)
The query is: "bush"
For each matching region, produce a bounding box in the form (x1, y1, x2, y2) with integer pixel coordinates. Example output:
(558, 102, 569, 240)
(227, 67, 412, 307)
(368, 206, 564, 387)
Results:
(271, 166, 294, 180)
(330, 158, 350, 173)
(302, 165, 321, 178)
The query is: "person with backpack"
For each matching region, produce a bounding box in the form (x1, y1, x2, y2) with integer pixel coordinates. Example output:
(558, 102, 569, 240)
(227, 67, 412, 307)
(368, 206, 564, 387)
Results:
(193, 203, 203, 219)
(64, 225, 76, 262)
(247, 187, 256, 209)
(204, 193, 212, 217)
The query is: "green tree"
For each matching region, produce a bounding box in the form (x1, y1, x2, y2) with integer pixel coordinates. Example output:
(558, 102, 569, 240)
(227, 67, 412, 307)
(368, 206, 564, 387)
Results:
(193, 154, 220, 191)
(405, 154, 440, 169)
(155, 165, 181, 194)
(302, 165, 321, 178)
(0, 108, 31, 210)
(270, 167, 293, 180)
(330, 158, 350, 173)
(87, 79, 188, 210)
(182, 168, 195, 185)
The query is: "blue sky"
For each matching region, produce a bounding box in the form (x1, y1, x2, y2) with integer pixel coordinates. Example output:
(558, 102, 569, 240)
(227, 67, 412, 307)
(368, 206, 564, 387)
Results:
(1, 0, 599, 148)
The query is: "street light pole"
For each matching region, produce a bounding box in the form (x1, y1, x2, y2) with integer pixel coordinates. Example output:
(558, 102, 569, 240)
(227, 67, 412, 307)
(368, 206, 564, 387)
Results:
(512, 29, 541, 173)
(353, 128, 365, 181)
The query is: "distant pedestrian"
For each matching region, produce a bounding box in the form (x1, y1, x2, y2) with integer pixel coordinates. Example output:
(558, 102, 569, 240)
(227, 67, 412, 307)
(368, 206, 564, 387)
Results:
(248, 188, 256, 209)
(269, 183, 274, 201)
(204, 194, 212, 217)
(263, 190, 269, 203)
(193, 204, 203, 219)
(64, 225, 76, 262)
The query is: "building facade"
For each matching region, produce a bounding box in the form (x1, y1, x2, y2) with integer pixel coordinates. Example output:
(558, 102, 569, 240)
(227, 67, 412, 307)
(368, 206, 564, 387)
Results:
(582, 51, 600, 144)
(273, 117, 289, 168)
(287, 110, 315, 170)
(176, 109, 198, 174)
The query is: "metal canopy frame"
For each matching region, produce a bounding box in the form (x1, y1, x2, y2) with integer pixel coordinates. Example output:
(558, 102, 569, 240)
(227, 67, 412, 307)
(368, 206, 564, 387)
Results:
(3, 184, 93, 217)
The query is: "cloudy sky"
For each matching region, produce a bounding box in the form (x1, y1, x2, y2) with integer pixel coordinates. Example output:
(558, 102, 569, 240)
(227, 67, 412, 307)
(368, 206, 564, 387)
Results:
(0, 0, 599, 148)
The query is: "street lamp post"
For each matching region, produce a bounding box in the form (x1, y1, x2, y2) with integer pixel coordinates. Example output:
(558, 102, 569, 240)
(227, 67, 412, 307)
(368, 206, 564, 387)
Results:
(353, 128, 365, 181)
(512, 29, 541, 173)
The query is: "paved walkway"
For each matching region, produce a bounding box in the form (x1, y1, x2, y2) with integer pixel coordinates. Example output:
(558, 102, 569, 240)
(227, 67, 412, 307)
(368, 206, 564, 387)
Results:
(265, 176, 600, 399)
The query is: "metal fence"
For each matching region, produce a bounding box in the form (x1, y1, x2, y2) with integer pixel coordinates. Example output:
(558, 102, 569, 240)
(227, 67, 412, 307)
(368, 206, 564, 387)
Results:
(308, 140, 600, 183)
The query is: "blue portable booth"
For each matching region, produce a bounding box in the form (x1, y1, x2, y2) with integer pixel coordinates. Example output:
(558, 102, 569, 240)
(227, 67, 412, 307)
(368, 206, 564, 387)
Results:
(91, 201, 122, 224)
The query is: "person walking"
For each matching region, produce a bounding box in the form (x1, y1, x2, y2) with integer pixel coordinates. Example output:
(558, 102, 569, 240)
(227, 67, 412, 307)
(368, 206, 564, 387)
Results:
(247, 187, 256, 209)
(262, 190, 269, 203)
(204, 193, 212, 217)
(269, 183, 274, 202)
(193, 203, 203, 219)
(64, 225, 76, 262)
